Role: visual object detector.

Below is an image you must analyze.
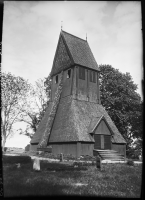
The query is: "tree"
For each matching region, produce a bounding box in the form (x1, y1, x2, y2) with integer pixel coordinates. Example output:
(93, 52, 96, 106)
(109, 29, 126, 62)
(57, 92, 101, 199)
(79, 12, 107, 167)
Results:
(99, 64, 142, 156)
(18, 75, 52, 138)
(1, 72, 31, 149)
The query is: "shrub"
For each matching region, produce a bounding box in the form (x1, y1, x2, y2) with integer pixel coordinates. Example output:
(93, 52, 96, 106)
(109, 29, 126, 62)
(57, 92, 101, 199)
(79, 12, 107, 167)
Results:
(3, 155, 32, 164)
(92, 161, 96, 166)
(126, 159, 134, 166)
(4, 147, 8, 152)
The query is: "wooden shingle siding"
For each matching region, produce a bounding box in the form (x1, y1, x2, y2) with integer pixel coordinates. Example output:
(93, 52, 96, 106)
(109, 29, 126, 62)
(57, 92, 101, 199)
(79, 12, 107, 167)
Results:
(51, 36, 73, 76)
(61, 31, 99, 72)
(31, 96, 126, 145)
(31, 102, 53, 143)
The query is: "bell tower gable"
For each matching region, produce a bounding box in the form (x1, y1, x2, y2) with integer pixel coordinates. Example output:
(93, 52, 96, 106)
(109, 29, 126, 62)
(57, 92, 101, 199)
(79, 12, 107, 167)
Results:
(50, 34, 74, 77)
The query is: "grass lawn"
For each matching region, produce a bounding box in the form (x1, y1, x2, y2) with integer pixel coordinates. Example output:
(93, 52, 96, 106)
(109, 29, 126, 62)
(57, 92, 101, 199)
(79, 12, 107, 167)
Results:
(3, 155, 142, 197)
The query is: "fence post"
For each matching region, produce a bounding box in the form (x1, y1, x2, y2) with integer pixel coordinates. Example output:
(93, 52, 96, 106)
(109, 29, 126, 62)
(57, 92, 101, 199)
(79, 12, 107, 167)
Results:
(33, 158, 40, 171)
(96, 155, 102, 170)
(60, 153, 63, 162)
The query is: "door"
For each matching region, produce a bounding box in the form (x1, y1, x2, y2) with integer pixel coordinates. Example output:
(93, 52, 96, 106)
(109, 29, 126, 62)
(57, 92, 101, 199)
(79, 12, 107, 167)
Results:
(94, 119, 112, 149)
(94, 135, 105, 149)
(94, 135, 101, 149)
(104, 135, 111, 149)
(100, 135, 104, 149)
(94, 135, 111, 149)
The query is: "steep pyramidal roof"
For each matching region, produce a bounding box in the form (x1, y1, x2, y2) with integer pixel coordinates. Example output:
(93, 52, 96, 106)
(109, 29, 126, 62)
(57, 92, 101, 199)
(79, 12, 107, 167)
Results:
(31, 96, 126, 144)
(50, 31, 99, 76)
(30, 30, 126, 147)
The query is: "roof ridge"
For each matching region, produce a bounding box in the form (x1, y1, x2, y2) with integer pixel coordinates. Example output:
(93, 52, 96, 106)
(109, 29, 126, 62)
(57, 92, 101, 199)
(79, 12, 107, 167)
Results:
(62, 30, 87, 42)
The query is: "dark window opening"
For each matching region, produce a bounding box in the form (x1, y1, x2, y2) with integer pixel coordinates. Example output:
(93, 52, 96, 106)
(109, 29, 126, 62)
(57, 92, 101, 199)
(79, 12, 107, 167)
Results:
(67, 69, 71, 78)
(79, 67, 85, 80)
(90, 70, 96, 83)
(55, 75, 58, 84)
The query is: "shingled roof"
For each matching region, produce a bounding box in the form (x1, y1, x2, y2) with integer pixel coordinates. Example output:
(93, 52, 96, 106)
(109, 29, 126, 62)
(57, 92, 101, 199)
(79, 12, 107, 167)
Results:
(31, 96, 126, 144)
(88, 115, 104, 133)
(50, 31, 99, 76)
(30, 102, 53, 143)
(50, 96, 126, 143)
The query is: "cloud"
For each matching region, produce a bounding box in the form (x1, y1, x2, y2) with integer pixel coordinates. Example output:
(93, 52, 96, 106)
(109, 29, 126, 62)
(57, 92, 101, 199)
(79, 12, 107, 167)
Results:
(2, 1, 142, 97)
(114, 1, 141, 19)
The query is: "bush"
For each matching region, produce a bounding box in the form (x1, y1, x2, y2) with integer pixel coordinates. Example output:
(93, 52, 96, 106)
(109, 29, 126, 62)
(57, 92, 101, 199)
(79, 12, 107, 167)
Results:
(25, 144, 30, 151)
(126, 159, 134, 166)
(3, 155, 32, 164)
(4, 147, 8, 152)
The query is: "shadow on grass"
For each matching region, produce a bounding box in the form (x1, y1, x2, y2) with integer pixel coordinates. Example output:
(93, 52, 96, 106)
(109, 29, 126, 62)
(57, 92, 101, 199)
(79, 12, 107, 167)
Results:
(3, 159, 86, 196)
(40, 161, 88, 172)
(4, 179, 72, 196)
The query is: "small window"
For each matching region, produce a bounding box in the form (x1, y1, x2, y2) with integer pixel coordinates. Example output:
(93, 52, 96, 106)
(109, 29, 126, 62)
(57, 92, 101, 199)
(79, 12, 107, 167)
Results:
(79, 67, 85, 80)
(55, 75, 58, 84)
(67, 69, 71, 79)
(90, 70, 96, 83)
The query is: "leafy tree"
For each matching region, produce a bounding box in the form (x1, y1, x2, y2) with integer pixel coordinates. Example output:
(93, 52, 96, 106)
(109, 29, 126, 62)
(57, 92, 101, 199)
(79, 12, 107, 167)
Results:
(1, 72, 30, 149)
(99, 64, 142, 156)
(19, 75, 51, 138)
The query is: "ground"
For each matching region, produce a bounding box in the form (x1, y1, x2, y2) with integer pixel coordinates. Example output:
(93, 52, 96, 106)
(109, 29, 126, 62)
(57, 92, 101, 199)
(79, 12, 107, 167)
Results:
(2, 153, 142, 197)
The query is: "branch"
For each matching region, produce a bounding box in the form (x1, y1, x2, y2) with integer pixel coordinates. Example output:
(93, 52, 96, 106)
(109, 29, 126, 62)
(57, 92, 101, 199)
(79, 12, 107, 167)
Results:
(19, 119, 32, 126)
(6, 110, 22, 137)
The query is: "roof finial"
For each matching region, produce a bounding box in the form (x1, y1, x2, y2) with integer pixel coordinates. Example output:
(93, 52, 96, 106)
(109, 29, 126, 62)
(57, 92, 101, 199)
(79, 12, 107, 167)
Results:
(61, 21, 63, 31)
(86, 33, 87, 41)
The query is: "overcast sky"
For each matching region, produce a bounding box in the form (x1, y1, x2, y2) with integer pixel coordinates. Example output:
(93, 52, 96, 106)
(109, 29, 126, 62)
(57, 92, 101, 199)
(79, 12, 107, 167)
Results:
(2, 1, 142, 95)
(2, 1, 142, 148)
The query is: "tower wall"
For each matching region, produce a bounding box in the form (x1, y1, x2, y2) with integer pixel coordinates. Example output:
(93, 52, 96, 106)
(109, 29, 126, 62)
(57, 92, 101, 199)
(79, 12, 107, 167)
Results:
(88, 70, 100, 103)
(71, 66, 100, 103)
(61, 68, 73, 98)
(51, 66, 100, 103)
(76, 66, 88, 101)
(51, 72, 61, 101)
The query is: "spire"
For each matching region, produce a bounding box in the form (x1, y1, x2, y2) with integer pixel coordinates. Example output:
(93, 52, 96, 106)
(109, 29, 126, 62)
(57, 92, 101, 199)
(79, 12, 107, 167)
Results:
(86, 33, 87, 41)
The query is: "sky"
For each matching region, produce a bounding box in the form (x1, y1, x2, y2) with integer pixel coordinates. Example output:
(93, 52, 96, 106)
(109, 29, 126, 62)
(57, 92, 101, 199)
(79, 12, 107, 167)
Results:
(2, 1, 142, 148)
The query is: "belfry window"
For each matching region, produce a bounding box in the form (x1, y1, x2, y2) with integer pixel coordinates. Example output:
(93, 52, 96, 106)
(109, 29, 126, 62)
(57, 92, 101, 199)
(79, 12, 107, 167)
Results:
(90, 70, 96, 83)
(55, 75, 58, 84)
(67, 69, 71, 78)
(79, 67, 85, 80)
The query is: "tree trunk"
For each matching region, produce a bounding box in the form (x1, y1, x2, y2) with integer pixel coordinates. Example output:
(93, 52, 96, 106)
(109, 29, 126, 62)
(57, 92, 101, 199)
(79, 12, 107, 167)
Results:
(2, 132, 6, 152)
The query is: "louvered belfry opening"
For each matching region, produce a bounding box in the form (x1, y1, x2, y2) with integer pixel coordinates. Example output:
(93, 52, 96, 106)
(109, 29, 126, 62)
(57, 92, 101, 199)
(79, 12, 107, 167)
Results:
(90, 70, 96, 83)
(79, 66, 85, 80)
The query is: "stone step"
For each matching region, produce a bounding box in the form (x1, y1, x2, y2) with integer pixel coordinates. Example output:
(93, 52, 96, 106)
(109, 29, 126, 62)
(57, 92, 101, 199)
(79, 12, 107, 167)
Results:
(96, 150, 118, 153)
(101, 156, 124, 159)
(100, 155, 123, 158)
(99, 154, 124, 157)
(94, 149, 125, 161)
(100, 156, 125, 160)
(97, 152, 121, 155)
